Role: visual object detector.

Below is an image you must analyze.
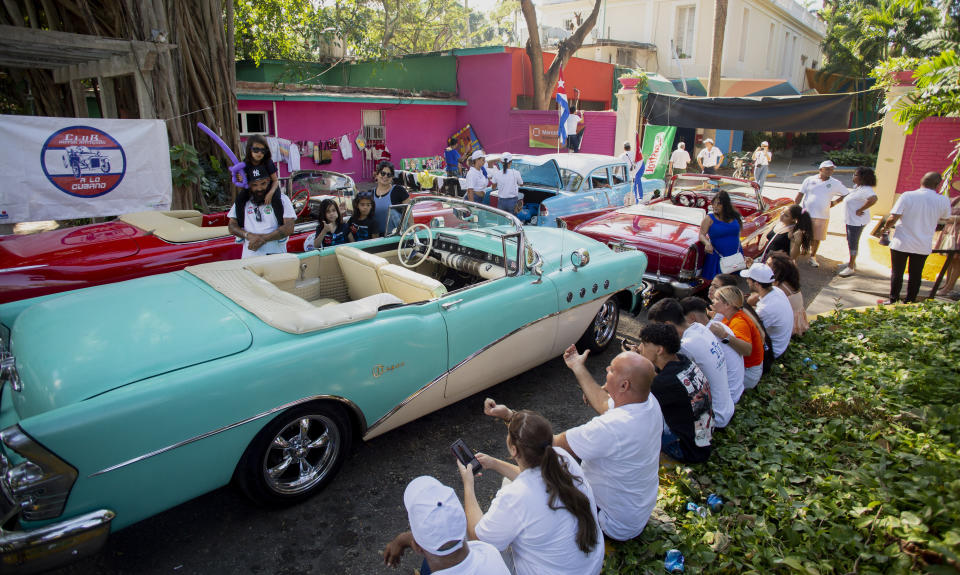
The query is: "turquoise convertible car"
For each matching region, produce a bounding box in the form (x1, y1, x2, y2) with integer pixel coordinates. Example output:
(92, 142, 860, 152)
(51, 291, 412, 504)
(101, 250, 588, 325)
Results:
(0, 197, 647, 571)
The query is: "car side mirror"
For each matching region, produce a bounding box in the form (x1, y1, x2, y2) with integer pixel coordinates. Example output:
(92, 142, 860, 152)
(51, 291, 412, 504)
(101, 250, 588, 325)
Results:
(570, 248, 590, 272)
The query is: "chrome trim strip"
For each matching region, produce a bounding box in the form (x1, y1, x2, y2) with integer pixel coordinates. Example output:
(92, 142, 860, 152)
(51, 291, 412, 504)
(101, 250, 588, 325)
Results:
(88, 395, 366, 478)
(0, 265, 48, 274)
(365, 293, 615, 435)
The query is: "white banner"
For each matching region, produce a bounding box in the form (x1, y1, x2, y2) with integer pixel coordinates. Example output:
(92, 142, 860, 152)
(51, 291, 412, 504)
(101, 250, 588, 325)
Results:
(0, 115, 171, 224)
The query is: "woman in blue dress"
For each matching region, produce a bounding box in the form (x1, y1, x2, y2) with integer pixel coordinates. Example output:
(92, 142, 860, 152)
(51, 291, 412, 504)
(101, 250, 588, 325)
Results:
(698, 190, 743, 281)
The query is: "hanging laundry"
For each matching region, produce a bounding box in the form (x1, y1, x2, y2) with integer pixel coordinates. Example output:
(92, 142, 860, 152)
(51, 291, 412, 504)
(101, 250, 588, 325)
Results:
(355, 133, 366, 150)
(266, 137, 281, 161)
(313, 143, 321, 164)
(288, 142, 301, 171)
(340, 135, 353, 160)
(326, 138, 339, 152)
(320, 141, 333, 164)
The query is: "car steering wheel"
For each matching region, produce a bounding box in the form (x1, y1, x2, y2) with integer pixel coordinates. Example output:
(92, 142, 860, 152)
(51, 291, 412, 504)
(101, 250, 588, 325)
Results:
(398, 223, 434, 268)
(674, 191, 697, 207)
(291, 189, 311, 218)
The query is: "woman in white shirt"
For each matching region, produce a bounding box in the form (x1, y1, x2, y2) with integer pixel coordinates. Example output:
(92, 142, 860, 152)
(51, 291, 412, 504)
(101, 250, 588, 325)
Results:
(457, 410, 604, 575)
(752, 141, 772, 190)
(838, 167, 878, 277)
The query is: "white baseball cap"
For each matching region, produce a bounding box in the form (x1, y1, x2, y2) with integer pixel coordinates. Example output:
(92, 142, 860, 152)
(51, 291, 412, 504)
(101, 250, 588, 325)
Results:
(703, 138, 714, 144)
(740, 262, 775, 283)
(502, 152, 513, 162)
(819, 160, 836, 169)
(469, 149, 486, 161)
(761, 141, 769, 146)
(404, 476, 466, 556)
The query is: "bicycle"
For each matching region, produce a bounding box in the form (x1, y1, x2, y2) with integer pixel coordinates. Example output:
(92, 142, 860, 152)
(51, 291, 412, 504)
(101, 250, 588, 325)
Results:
(731, 152, 754, 181)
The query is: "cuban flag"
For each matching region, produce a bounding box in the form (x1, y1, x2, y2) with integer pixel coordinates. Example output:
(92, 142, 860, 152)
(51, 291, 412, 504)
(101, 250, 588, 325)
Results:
(557, 71, 570, 143)
(633, 140, 646, 203)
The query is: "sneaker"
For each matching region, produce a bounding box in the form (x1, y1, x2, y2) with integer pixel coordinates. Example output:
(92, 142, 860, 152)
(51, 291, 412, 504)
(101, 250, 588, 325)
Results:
(809, 258, 820, 268)
(837, 267, 855, 277)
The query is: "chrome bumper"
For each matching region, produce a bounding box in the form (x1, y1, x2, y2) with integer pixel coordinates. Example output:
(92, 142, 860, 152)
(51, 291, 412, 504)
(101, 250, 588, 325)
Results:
(0, 509, 114, 574)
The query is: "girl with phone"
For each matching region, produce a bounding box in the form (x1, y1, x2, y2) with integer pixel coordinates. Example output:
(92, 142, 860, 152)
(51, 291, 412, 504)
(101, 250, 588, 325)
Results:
(456, 410, 604, 575)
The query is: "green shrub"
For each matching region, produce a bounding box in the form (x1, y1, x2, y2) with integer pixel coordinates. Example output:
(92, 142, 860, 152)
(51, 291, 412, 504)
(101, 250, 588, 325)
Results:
(824, 149, 878, 168)
(605, 302, 960, 574)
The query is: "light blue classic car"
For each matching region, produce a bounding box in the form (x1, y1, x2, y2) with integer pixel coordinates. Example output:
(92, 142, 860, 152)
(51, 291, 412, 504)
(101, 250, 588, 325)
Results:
(509, 153, 666, 227)
(0, 197, 648, 572)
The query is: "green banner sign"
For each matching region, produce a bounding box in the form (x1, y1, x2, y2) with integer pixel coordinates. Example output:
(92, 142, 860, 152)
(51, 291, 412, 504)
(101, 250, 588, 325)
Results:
(641, 125, 676, 181)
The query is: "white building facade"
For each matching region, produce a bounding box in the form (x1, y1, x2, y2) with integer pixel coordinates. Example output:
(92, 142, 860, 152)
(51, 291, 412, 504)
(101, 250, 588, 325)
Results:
(532, 0, 825, 90)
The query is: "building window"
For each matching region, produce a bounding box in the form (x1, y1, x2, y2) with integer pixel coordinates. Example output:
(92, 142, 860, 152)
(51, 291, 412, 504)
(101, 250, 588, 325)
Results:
(362, 110, 385, 141)
(674, 5, 695, 60)
(237, 111, 268, 136)
(738, 8, 750, 62)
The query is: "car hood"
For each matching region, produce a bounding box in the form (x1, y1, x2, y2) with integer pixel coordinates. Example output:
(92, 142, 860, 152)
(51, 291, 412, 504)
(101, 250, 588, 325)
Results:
(0, 221, 143, 269)
(9, 273, 252, 419)
(573, 207, 702, 257)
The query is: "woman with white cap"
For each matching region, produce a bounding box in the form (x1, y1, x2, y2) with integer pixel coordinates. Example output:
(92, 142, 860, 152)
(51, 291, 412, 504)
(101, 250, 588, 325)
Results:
(465, 150, 490, 203)
(752, 141, 772, 190)
(491, 153, 523, 214)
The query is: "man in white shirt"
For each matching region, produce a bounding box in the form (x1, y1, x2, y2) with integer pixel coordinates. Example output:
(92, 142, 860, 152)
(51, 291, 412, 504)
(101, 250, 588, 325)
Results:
(752, 141, 772, 190)
(647, 298, 734, 428)
(464, 149, 489, 203)
(795, 160, 848, 267)
(619, 141, 637, 172)
(681, 297, 744, 405)
(383, 476, 509, 574)
(669, 142, 691, 176)
(227, 172, 296, 259)
(483, 348, 662, 542)
(741, 262, 793, 358)
(565, 107, 582, 153)
(882, 172, 954, 303)
(490, 152, 523, 214)
(696, 138, 724, 175)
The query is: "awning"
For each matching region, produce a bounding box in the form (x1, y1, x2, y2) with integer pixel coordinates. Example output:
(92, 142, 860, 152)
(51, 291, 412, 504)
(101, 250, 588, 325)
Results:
(642, 92, 855, 132)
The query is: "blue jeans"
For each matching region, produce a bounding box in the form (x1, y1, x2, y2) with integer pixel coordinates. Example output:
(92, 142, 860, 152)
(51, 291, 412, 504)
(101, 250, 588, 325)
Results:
(661, 425, 686, 461)
(846, 225, 865, 258)
(498, 197, 518, 214)
(754, 164, 769, 189)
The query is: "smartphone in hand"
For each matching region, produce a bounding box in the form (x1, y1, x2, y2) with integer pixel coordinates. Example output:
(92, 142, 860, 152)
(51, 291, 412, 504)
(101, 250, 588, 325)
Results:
(450, 439, 482, 475)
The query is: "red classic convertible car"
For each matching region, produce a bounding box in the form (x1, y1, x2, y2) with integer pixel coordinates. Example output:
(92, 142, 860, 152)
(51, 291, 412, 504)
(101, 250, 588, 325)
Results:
(558, 174, 793, 302)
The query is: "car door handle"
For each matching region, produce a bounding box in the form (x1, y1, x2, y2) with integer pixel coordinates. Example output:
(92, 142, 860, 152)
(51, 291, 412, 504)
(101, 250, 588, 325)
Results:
(441, 299, 464, 310)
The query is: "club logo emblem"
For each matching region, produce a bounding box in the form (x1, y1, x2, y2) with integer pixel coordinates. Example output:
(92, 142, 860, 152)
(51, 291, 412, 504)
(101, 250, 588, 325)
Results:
(41, 126, 126, 198)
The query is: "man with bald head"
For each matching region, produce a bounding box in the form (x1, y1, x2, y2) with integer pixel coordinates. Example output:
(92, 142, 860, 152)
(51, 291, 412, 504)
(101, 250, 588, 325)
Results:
(882, 171, 954, 303)
(484, 345, 663, 541)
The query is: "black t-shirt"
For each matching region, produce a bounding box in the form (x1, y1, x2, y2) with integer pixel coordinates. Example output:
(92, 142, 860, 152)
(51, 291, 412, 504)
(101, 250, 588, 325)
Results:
(318, 222, 349, 247)
(245, 159, 277, 183)
(764, 229, 791, 259)
(651, 353, 713, 463)
(349, 216, 376, 241)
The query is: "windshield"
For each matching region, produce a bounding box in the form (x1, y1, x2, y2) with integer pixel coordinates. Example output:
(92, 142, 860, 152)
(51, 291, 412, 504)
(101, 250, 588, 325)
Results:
(513, 158, 562, 190)
(671, 176, 758, 204)
(396, 196, 524, 236)
(559, 168, 583, 192)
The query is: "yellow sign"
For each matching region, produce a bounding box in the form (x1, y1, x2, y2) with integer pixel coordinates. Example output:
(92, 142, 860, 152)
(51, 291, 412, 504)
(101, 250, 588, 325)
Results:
(529, 125, 561, 149)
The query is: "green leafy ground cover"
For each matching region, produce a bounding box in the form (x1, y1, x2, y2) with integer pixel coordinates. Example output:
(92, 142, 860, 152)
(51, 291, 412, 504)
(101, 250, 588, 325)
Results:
(605, 302, 960, 574)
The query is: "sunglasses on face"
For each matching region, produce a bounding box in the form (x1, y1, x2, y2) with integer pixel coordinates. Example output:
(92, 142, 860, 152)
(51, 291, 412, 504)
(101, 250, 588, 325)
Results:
(379, 171, 394, 177)
(251, 147, 266, 153)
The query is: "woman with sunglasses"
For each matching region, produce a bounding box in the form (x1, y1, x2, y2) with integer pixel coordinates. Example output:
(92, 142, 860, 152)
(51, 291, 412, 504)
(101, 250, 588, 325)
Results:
(371, 160, 410, 236)
(239, 135, 279, 206)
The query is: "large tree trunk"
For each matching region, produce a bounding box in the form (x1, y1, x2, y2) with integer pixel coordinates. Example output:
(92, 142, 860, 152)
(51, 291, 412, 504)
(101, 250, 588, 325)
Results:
(521, 0, 601, 110)
(704, 0, 727, 144)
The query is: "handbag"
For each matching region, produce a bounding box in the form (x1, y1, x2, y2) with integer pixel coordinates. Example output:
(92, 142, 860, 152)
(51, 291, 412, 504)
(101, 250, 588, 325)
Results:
(719, 249, 746, 274)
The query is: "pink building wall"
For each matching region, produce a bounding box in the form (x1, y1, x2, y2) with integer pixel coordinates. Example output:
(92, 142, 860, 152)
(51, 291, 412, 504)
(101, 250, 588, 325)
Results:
(455, 53, 514, 153)
(502, 110, 616, 156)
(238, 99, 460, 181)
(895, 117, 960, 200)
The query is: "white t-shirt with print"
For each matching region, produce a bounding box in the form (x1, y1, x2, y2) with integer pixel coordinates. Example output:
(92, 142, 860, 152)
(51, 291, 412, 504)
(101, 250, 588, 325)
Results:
(492, 168, 523, 199)
(756, 286, 794, 358)
(889, 187, 952, 255)
(681, 321, 733, 428)
(707, 318, 745, 404)
(697, 146, 723, 168)
(475, 447, 604, 575)
(565, 396, 663, 541)
(799, 175, 847, 220)
(842, 185, 878, 227)
(434, 540, 510, 575)
(227, 194, 295, 258)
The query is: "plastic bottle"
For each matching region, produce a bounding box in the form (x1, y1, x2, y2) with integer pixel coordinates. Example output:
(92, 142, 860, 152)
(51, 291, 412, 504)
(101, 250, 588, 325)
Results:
(707, 493, 723, 512)
(685, 502, 707, 518)
(665, 549, 685, 572)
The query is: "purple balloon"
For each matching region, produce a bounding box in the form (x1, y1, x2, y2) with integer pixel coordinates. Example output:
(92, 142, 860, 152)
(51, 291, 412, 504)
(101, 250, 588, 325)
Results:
(197, 122, 248, 188)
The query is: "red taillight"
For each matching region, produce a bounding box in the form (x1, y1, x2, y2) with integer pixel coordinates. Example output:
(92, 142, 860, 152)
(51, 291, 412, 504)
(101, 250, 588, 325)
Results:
(539, 204, 549, 217)
(678, 245, 698, 280)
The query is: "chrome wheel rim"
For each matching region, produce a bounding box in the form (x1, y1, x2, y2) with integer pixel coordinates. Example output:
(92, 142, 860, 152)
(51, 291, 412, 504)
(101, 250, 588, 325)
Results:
(592, 300, 618, 347)
(262, 415, 340, 495)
